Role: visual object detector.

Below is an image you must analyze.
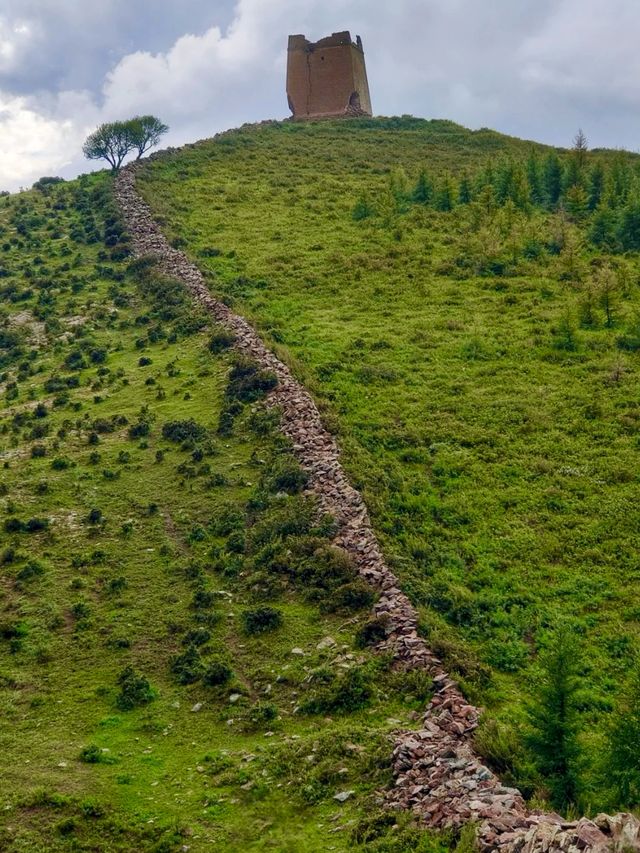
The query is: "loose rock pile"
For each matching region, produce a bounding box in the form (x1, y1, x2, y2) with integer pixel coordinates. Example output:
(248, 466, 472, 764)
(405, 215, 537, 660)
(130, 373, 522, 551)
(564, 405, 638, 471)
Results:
(114, 164, 640, 852)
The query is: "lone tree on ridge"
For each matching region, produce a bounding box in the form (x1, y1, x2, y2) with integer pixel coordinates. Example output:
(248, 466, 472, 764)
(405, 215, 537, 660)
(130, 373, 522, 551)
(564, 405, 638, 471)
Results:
(82, 115, 169, 172)
(128, 115, 169, 159)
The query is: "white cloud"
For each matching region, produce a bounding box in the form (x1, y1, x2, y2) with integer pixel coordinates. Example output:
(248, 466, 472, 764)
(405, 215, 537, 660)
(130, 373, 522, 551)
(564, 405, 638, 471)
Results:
(1, 0, 640, 189)
(0, 92, 93, 190)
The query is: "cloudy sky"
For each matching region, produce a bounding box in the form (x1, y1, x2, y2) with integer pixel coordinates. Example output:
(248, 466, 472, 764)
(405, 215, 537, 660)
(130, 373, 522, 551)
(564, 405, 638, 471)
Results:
(0, 0, 638, 190)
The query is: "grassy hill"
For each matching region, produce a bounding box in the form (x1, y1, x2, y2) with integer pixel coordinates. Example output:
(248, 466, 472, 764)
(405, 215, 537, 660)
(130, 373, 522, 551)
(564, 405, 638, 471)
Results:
(137, 117, 640, 807)
(0, 175, 450, 852)
(2, 115, 640, 849)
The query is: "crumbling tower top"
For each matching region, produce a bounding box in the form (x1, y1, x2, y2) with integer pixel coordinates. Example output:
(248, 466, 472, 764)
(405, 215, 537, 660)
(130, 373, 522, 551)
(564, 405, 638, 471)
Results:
(286, 31, 372, 120)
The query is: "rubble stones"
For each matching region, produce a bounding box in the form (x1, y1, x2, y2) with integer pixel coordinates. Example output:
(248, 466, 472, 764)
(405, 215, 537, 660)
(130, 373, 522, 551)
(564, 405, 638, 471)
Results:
(115, 164, 640, 853)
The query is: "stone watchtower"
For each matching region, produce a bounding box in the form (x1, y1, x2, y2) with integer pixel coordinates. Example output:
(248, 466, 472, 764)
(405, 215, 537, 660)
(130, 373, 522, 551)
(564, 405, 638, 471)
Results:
(286, 31, 372, 120)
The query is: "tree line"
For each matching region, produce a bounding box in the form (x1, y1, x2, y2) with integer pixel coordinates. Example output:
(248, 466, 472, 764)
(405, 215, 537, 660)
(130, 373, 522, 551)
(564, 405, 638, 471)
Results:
(354, 131, 640, 253)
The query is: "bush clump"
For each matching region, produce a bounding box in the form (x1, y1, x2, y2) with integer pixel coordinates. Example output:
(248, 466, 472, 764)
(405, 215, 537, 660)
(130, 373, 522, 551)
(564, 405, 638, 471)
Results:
(162, 419, 208, 444)
(203, 660, 233, 687)
(226, 356, 278, 403)
(171, 645, 204, 684)
(323, 580, 375, 614)
(115, 666, 155, 710)
(355, 616, 389, 649)
(208, 327, 237, 354)
(300, 665, 374, 715)
(263, 455, 309, 495)
(16, 559, 46, 583)
(78, 744, 104, 764)
(241, 606, 283, 635)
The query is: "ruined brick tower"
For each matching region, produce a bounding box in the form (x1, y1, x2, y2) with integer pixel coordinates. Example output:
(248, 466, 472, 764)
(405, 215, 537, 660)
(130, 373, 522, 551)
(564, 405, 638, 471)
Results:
(286, 31, 372, 120)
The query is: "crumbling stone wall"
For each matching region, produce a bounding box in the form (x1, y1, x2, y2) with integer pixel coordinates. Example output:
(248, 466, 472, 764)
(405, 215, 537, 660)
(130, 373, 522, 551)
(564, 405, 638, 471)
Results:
(287, 31, 372, 119)
(115, 159, 640, 853)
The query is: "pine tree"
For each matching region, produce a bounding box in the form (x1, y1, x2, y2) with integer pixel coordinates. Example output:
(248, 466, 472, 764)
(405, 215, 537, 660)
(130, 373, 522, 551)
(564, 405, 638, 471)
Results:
(412, 169, 434, 205)
(543, 154, 563, 208)
(526, 151, 544, 205)
(617, 196, 640, 251)
(526, 626, 582, 809)
(495, 159, 515, 205)
(564, 185, 589, 222)
(572, 128, 589, 172)
(587, 163, 605, 211)
(458, 172, 472, 204)
(589, 205, 618, 249)
(389, 167, 410, 212)
(511, 165, 532, 212)
(352, 192, 374, 221)
(609, 156, 632, 208)
(434, 177, 454, 212)
(596, 264, 619, 327)
(563, 157, 582, 193)
(606, 664, 640, 807)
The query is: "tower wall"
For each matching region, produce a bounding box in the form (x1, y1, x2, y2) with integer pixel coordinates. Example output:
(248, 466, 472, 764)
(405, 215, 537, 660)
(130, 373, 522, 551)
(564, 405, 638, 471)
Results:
(286, 31, 372, 120)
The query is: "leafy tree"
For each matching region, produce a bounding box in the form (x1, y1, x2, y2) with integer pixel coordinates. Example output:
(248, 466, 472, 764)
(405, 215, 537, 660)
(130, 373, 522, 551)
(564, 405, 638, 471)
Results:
(525, 626, 582, 810)
(82, 121, 135, 172)
(83, 115, 168, 171)
(128, 115, 169, 159)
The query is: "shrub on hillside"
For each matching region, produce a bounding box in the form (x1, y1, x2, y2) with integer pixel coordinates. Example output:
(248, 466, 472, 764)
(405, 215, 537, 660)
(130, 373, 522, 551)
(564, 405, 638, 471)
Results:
(263, 455, 309, 495)
(241, 606, 283, 635)
(78, 744, 104, 764)
(300, 665, 374, 715)
(355, 616, 389, 649)
(203, 660, 233, 687)
(226, 356, 278, 403)
(321, 580, 374, 614)
(208, 327, 236, 354)
(171, 645, 204, 685)
(16, 559, 46, 583)
(116, 666, 155, 710)
(162, 419, 208, 444)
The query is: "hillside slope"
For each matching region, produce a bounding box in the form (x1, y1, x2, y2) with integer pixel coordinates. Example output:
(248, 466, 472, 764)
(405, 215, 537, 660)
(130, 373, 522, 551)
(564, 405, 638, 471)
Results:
(0, 176, 444, 852)
(138, 117, 640, 809)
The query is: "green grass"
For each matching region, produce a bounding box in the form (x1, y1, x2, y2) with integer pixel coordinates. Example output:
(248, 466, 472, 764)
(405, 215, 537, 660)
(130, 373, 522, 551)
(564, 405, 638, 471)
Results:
(138, 117, 640, 808)
(0, 175, 449, 851)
